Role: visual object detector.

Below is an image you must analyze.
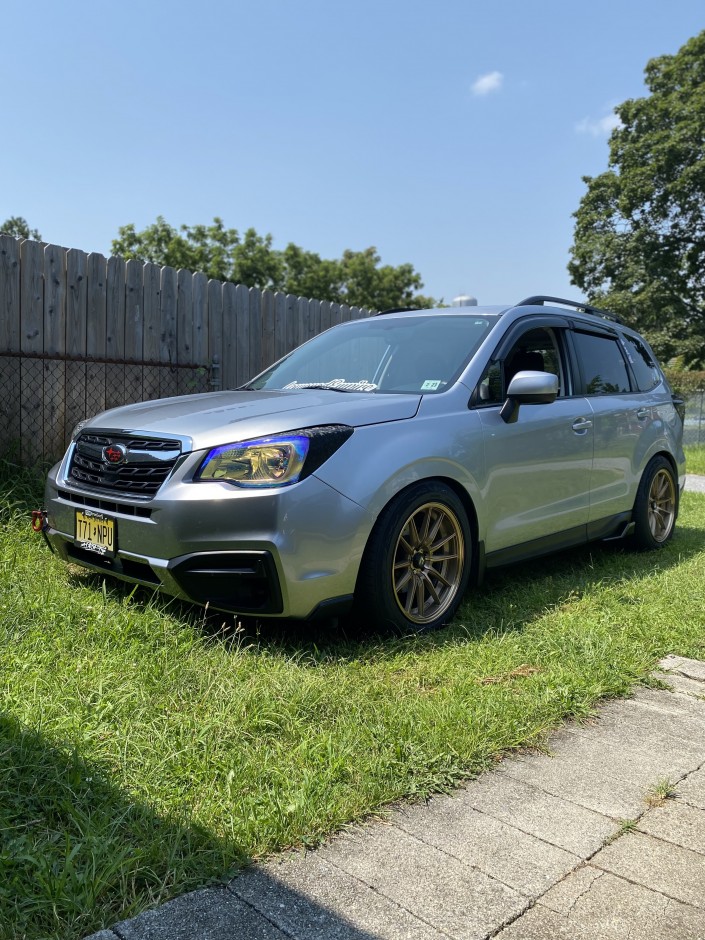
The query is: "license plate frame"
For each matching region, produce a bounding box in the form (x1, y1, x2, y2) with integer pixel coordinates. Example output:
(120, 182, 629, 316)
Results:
(74, 510, 117, 558)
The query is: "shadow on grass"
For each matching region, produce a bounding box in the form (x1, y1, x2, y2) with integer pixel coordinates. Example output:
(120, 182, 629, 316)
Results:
(0, 712, 235, 940)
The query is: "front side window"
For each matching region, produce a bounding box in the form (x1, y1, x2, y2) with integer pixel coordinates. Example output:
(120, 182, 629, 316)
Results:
(572, 331, 631, 395)
(478, 327, 565, 404)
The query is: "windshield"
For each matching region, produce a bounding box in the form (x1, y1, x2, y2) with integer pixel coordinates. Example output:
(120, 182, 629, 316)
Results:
(247, 314, 497, 394)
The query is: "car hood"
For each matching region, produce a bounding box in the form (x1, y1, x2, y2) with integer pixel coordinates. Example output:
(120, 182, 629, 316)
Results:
(82, 389, 421, 451)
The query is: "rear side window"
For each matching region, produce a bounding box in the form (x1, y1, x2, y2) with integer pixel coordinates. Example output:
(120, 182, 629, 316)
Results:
(572, 332, 631, 395)
(621, 334, 661, 391)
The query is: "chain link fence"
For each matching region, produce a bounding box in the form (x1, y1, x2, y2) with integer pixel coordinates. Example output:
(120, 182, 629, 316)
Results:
(0, 352, 216, 466)
(685, 391, 705, 447)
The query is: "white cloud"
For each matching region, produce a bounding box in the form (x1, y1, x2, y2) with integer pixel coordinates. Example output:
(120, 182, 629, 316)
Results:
(471, 71, 503, 97)
(575, 111, 622, 137)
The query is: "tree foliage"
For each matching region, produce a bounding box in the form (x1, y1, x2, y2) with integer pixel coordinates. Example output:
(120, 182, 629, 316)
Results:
(111, 217, 435, 311)
(569, 31, 705, 366)
(0, 216, 41, 240)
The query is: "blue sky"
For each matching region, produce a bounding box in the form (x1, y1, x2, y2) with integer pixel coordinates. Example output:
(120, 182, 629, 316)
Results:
(2, 1, 703, 305)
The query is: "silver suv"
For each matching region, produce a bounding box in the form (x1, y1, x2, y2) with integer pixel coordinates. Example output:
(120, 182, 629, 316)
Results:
(43, 296, 685, 633)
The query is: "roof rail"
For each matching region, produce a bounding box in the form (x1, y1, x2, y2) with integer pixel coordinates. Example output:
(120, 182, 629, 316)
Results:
(374, 306, 419, 316)
(516, 295, 623, 324)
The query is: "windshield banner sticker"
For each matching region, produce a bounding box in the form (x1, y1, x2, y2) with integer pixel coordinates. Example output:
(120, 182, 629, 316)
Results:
(284, 379, 378, 392)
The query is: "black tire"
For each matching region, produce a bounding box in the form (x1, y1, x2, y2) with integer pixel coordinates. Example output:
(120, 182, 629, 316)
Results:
(632, 456, 678, 550)
(354, 482, 473, 635)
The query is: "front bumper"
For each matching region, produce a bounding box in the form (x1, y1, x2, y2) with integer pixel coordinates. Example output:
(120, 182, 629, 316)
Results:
(44, 459, 373, 619)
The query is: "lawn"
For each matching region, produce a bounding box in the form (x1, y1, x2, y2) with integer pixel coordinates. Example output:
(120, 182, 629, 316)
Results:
(1, 461, 704, 939)
(685, 443, 705, 475)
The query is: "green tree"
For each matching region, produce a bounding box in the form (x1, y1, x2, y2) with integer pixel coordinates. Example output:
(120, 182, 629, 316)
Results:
(569, 30, 705, 366)
(0, 216, 41, 240)
(112, 217, 435, 311)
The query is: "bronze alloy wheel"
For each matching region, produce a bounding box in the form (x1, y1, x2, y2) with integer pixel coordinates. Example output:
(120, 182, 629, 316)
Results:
(648, 467, 676, 543)
(391, 500, 465, 625)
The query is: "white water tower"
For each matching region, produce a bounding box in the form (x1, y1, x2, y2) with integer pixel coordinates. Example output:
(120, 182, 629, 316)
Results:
(451, 294, 478, 307)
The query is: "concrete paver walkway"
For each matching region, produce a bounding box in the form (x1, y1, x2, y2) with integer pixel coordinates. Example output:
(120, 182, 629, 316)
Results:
(88, 655, 705, 940)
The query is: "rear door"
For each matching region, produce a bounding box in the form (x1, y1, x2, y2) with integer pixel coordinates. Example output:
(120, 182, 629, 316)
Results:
(568, 328, 644, 525)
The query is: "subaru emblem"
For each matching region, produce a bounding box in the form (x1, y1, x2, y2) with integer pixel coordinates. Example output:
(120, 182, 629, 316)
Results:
(103, 443, 127, 465)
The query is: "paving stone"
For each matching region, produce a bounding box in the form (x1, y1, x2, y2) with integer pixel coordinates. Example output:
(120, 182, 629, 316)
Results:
(114, 888, 286, 940)
(536, 724, 699, 787)
(501, 870, 705, 940)
(593, 830, 705, 910)
(677, 768, 705, 810)
(459, 771, 616, 856)
(563, 698, 705, 763)
(318, 822, 528, 940)
(538, 864, 604, 915)
(231, 853, 446, 940)
(660, 655, 705, 682)
(498, 750, 648, 819)
(653, 670, 705, 698)
(393, 792, 580, 898)
(638, 799, 705, 856)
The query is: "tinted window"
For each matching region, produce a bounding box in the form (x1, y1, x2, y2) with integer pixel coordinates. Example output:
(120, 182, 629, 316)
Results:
(621, 334, 661, 391)
(573, 332, 631, 395)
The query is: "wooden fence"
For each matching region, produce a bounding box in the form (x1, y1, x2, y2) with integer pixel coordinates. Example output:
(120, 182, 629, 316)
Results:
(0, 236, 372, 465)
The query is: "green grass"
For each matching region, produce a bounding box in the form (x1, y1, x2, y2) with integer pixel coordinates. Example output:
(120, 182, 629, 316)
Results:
(685, 444, 705, 475)
(1, 461, 705, 938)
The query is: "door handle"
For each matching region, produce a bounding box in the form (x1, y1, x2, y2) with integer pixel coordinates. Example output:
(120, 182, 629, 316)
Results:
(636, 408, 649, 421)
(572, 418, 593, 433)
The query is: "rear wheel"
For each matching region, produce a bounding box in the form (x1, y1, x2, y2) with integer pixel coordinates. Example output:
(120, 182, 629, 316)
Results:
(632, 456, 677, 549)
(355, 482, 472, 634)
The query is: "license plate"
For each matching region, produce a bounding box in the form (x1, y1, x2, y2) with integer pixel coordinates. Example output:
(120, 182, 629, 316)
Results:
(75, 510, 117, 558)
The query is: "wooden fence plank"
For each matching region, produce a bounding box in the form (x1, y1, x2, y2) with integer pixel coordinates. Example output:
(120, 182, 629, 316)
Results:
(192, 272, 208, 365)
(330, 302, 341, 327)
(19, 240, 44, 464)
(307, 298, 321, 343)
(261, 289, 275, 370)
(0, 236, 21, 459)
(285, 293, 298, 355)
(235, 284, 250, 387)
(176, 269, 193, 395)
(105, 256, 125, 410)
(20, 241, 44, 353)
(222, 282, 236, 389)
(248, 287, 262, 379)
(0, 235, 20, 352)
(340, 303, 351, 323)
(208, 279, 223, 389)
(159, 266, 178, 399)
(142, 262, 161, 401)
(43, 244, 66, 461)
(124, 259, 144, 404)
(86, 252, 107, 419)
(320, 299, 331, 335)
(273, 291, 287, 363)
(296, 297, 308, 350)
(65, 249, 88, 448)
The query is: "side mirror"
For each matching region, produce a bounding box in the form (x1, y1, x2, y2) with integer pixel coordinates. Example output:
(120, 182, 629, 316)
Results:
(500, 371, 559, 424)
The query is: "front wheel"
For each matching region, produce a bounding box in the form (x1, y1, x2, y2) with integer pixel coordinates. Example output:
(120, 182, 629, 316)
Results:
(355, 482, 472, 634)
(632, 456, 678, 550)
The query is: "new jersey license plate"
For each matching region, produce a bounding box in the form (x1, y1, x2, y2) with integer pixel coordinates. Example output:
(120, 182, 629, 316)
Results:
(75, 510, 117, 558)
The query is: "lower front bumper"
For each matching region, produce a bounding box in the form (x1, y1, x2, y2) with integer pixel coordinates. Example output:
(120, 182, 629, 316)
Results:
(44, 463, 372, 619)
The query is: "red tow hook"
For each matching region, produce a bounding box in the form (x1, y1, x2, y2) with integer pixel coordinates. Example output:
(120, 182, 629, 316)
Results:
(31, 509, 48, 533)
(31, 509, 54, 552)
